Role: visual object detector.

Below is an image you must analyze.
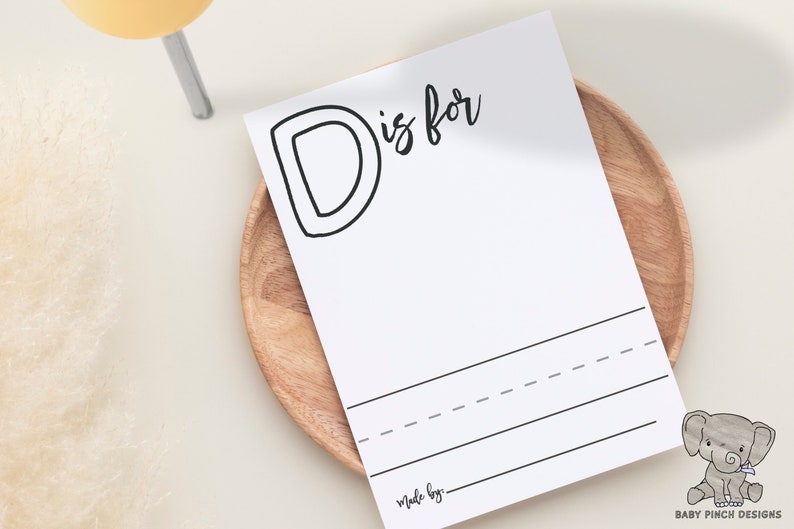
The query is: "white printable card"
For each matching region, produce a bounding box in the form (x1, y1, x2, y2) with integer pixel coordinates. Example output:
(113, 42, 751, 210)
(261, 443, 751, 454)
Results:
(246, 11, 686, 529)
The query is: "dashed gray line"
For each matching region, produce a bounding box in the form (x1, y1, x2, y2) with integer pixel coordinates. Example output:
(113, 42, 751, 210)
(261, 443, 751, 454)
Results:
(357, 339, 652, 444)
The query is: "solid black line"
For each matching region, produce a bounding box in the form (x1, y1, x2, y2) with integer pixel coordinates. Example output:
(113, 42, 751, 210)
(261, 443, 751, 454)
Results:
(446, 421, 657, 493)
(368, 374, 667, 478)
(347, 307, 646, 410)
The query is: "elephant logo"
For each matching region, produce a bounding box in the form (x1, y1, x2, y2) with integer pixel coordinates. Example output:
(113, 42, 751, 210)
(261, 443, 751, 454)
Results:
(682, 411, 775, 507)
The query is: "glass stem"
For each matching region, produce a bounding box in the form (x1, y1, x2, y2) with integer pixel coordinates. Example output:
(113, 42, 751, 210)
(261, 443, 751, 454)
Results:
(162, 30, 213, 119)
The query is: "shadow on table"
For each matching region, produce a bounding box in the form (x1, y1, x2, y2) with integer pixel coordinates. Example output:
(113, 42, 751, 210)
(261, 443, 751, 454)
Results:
(549, 5, 794, 154)
(217, 3, 793, 158)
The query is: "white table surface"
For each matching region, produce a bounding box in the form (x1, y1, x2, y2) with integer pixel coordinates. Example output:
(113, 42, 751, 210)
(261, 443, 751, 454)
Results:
(4, 1, 793, 527)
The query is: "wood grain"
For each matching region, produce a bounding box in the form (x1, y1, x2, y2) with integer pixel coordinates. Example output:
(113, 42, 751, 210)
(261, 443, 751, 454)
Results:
(239, 79, 694, 476)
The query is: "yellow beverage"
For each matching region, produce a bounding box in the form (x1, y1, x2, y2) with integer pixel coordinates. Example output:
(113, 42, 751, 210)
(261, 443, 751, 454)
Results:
(62, 0, 213, 39)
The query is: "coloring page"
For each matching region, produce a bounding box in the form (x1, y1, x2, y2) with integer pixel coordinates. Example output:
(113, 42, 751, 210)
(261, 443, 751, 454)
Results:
(246, 12, 686, 529)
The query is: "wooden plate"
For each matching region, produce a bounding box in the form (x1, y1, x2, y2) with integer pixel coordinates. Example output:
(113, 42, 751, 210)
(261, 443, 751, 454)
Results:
(240, 79, 694, 476)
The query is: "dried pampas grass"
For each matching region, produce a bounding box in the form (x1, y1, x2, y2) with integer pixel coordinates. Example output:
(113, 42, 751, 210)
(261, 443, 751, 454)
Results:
(0, 72, 151, 528)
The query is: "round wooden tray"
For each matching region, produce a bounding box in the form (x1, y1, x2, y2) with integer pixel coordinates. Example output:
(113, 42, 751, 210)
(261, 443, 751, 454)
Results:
(240, 79, 694, 476)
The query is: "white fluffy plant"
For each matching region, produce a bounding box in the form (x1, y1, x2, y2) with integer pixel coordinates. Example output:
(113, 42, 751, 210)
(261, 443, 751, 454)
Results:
(0, 73, 151, 528)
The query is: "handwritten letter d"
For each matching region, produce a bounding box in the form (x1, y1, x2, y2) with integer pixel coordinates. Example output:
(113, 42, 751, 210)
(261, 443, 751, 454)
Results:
(271, 105, 382, 237)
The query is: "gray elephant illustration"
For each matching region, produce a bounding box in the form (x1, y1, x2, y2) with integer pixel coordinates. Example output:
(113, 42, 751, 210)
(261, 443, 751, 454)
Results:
(682, 411, 775, 507)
